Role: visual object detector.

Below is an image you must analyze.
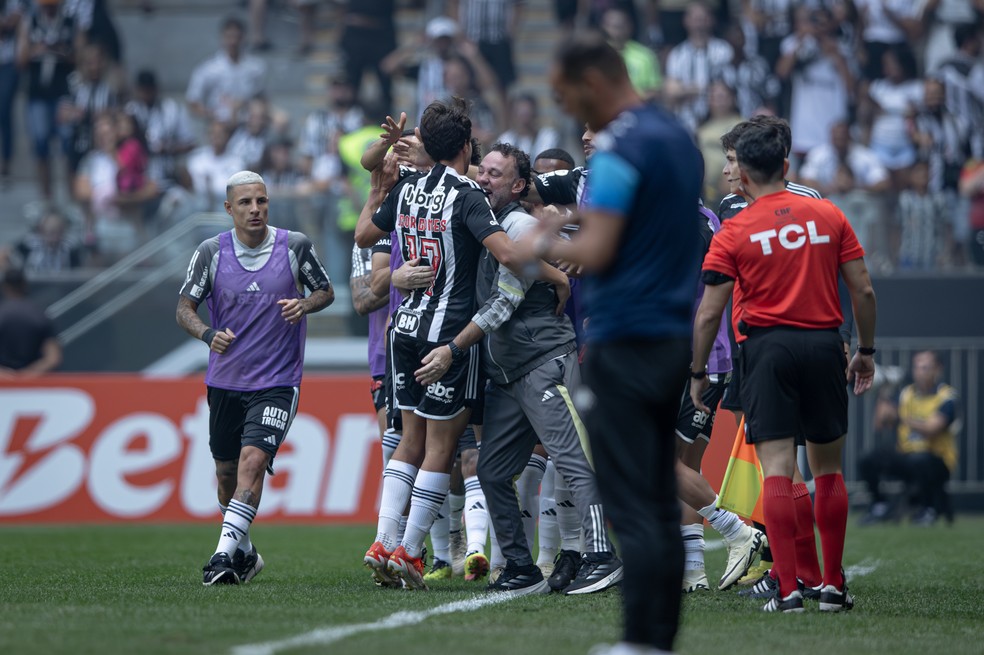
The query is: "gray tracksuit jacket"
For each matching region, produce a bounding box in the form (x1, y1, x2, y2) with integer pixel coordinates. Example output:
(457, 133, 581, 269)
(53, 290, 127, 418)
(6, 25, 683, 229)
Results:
(472, 201, 576, 385)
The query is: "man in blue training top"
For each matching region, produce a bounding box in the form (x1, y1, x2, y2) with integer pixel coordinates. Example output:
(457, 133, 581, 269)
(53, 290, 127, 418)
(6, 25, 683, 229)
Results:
(518, 34, 703, 655)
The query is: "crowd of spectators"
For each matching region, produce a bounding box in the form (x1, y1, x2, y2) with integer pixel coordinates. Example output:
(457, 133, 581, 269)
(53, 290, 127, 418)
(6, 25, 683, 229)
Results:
(1, 0, 984, 276)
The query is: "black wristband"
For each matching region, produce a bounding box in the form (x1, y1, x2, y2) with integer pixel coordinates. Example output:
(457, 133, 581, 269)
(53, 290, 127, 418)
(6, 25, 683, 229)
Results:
(857, 346, 876, 356)
(201, 328, 217, 347)
(447, 341, 465, 361)
(690, 369, 707, 380)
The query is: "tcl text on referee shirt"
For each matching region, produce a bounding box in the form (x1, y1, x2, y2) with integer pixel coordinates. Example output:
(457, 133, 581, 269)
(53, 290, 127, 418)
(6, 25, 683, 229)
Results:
(703, 190, 865, 330)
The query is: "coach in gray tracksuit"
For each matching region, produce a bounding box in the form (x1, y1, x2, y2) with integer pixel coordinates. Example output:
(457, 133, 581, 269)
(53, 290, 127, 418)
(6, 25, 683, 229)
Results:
(413, 144, 622, 593)
(474, 195, 620, 583)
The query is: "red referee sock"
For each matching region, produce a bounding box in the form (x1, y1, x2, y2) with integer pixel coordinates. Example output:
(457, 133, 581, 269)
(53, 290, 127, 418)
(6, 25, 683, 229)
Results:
(792, 482, 822, 588)
(763, 476, 798, 598)
(814, 473, 849, 589)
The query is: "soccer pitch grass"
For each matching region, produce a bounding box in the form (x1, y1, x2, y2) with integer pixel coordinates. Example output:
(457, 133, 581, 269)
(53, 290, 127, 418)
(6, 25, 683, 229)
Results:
(1, 518, 981, 655)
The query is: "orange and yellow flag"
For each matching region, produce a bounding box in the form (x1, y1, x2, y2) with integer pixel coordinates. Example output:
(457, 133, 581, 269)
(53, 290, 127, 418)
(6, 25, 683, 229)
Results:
(716, 418, 765, 524)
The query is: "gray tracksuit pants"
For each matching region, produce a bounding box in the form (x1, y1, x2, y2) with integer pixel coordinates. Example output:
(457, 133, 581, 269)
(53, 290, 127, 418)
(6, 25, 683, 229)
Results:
(477, 350, 612, 567)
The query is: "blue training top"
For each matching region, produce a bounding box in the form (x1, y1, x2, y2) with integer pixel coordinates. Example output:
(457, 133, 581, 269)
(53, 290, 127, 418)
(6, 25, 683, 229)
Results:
(581, 103, 702, 343)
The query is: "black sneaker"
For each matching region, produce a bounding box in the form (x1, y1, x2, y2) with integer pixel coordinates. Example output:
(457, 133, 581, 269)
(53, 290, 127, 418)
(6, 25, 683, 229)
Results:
(564, 553, 623, 595)
(547, 549, 580, 592)
(232, 546, 265, 583)
(800, 579, 822, 601)
(762, 588, 804, 613)
(819, 571, 854, 612)
(738, 571, 776, 599)
(203, 552, 240, 586)
(486, 563, 550, 596)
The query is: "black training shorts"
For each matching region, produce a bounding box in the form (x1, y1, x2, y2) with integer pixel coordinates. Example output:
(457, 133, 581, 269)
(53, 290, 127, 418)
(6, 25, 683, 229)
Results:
(676, 371, 731, 444)
(207, 386, 299, 463)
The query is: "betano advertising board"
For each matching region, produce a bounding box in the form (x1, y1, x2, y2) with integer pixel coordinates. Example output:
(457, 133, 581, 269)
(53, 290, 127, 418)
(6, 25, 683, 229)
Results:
(0, 375, 733, 522)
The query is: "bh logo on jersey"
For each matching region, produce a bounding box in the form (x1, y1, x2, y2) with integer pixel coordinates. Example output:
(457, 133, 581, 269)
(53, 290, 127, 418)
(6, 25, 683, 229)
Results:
(395, 309, 420, 335)
(426, 382, 455, 403)
(749, 220, 830, 255)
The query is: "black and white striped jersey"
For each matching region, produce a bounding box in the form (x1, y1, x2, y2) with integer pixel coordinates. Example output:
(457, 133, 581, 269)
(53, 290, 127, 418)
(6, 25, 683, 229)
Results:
(718, 180, 822, 222)
(371, 163, 503, 343)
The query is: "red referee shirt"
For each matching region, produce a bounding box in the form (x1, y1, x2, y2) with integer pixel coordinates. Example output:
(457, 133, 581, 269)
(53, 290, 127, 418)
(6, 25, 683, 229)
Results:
(703, 190, 865, 335)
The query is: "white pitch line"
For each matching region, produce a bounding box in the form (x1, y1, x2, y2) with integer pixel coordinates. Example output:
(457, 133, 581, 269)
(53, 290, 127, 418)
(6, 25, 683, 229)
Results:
(233, 557, 881, 655)
(845, 558, 880, 579)
(232, 593, 516, 655)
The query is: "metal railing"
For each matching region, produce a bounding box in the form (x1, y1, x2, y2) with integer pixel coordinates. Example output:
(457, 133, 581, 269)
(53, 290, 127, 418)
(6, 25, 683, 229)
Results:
(48, 212, 230, 346)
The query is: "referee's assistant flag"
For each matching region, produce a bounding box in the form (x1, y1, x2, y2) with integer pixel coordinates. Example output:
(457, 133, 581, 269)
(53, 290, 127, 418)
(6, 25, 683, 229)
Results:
(716, 418, 765, 525)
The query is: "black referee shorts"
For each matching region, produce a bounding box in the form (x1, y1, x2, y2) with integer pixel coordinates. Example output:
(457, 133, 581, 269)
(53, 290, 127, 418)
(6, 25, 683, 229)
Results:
(740, 327, 848, 445)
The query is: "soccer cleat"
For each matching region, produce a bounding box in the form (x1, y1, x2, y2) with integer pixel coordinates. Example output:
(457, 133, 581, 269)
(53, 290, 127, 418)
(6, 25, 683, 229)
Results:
(719, 525, 765, 590)
(449, 530, 467, 576)
(538, 561, 555, 579)
(423, 558, 452, 583)
(202, 552, 240, 586)
(388, 545, 428, 590)
(364, 541, 401, 588)
(565, 554, 623, 595)
(737, 559, 772, 586)
(682, 568, 709, 593)
(800, 580, 823, 601)
(819, 582, 854, 612)
(464, 551, 490, 581)
(489, 565, 505, 584)
(232, 546, 265, 583)
(739, 570, 777, 599)
(762, 589, 805, 613)
(547, 549, 581, 592)
(486, 564, 551, 596)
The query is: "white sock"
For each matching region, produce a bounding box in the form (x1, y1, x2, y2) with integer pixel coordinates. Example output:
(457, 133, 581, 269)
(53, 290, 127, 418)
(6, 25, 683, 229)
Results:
(489, 520, 505, 570)
(449, 492, 465, 533)
(397, 515, 408, 543)
(381, 429, 401, 468)
(219, 503, 251, 553)
(537, 460, 559, 565)
(681, 523, 705, 570)
(555, 475, 581, 552)
(464, 475, 489, 554)
(402, 470, 450, 559)
(429, 494, 451, 563)
(516, 454, 547, 550)
(375, 459, 418, 551)
(698, 495, 745, 542)
(215, 499, 255, 556)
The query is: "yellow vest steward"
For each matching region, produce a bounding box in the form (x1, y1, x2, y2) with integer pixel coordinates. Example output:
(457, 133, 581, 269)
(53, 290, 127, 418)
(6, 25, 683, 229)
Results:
(897, 383, 958, 471)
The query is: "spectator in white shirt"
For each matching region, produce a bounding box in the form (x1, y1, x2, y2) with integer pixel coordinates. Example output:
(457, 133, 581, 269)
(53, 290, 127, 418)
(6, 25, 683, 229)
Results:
(854, 0, 928, 80)
(496, 92, 559, 161)
(776, 6, 856, 161)
(861, 44, 923, 186)
(184, 118, 245, 212)
(799, 120, 892, 266)
(185, 17, 265, 124)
